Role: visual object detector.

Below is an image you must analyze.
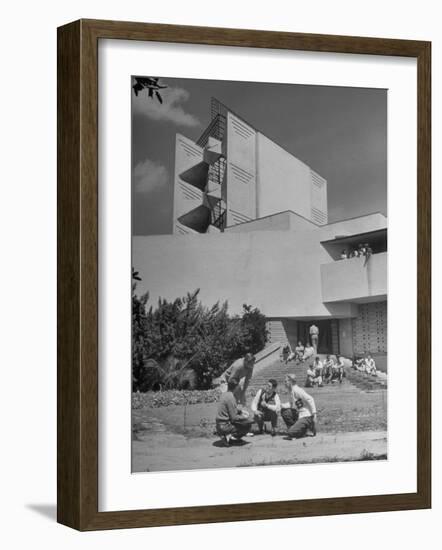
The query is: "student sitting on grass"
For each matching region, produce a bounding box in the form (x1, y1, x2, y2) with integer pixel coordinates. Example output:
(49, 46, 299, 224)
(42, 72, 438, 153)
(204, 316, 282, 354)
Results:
(215, 378, 253, 446)
(281, 374, 317, 439)
(251, 378, 281, 436)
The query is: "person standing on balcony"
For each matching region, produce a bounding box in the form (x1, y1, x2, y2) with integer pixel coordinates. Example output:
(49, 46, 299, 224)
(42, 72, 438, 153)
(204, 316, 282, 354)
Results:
(309, 323, 319, 353)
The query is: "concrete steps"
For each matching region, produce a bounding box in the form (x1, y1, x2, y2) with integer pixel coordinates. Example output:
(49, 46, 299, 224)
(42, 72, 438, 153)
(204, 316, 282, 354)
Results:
(249, 355, 387, 395)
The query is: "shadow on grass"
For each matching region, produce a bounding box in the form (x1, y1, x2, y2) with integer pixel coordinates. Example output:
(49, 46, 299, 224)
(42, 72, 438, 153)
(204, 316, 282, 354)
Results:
(212, 439, 251, 448)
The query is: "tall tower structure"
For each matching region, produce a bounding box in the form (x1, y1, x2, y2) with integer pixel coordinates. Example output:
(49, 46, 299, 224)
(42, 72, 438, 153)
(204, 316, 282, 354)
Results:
(173, 98, 328, 235)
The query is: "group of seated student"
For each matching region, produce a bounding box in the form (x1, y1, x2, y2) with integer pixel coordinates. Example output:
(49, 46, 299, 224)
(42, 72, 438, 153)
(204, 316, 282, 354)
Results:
(281, 341, 316, 364)
(340, 243, 373, 260)
(353, 353, 377, 376)
(305, 355, 345, 387)
(215, 375, 317, 446)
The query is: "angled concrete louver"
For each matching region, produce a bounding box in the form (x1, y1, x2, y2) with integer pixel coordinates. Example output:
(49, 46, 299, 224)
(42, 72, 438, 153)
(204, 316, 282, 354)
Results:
(177, 137, 227, 233)
(177, 204, 212, 233)
(179, 161, 210, 192)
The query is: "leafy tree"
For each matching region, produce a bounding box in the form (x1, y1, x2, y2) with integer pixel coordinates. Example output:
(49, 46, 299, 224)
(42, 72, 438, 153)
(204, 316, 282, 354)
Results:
(131, 277, 268, 391)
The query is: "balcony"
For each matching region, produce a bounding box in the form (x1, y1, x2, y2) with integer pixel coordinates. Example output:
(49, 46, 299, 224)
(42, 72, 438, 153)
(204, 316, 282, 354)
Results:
(320, 252, 387, 303)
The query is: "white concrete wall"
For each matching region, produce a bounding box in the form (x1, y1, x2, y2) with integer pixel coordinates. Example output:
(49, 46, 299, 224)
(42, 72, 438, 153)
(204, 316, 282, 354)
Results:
(257, 133, 313, 221)
(321, 252, 388, 302)
(133, 231, 359, 319)
(225, 210, 317, 233)
(226, 112, 257, 225)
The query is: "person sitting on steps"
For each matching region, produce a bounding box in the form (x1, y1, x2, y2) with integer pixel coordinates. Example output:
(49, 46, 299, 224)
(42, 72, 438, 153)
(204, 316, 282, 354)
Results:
(365, 354, 377, 376)
(303, 342, 315, 362)
(323, 354, 334, 384)
(305, 364, 317, 387)
(331, 354, 345, 383)
(294, 340, 305, 363)
(313, 356, 324, 387)
(281, 344, 291, 364)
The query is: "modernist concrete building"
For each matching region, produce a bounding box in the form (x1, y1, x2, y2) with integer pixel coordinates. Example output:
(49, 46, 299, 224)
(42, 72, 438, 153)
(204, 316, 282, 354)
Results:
(173, 99, 327, 235)
(134, 98, 387, 359)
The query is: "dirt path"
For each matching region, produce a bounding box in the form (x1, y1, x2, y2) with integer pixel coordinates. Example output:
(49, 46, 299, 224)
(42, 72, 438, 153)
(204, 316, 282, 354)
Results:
(132, 420, 387, 472)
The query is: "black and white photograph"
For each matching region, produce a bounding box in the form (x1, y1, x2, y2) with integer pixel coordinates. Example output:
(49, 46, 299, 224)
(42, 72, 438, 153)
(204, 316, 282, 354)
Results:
(131, 76, 388, 473)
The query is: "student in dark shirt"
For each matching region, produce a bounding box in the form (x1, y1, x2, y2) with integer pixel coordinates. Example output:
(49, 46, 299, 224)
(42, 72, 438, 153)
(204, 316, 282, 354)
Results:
(215, 378, 252, 445)
(251, 379, 281, 436)
(219, 353, 256, 405)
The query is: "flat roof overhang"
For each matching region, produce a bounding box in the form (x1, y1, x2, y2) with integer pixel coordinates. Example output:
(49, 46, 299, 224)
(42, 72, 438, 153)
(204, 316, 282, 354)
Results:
(320, 228, 387, 246)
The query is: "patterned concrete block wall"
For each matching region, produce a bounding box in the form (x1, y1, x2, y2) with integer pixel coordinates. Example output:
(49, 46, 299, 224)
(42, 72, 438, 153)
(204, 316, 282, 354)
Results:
(351, 301, 387, 354)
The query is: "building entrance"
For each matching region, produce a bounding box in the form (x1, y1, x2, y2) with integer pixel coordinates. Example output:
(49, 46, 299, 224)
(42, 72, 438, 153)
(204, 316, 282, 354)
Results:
(297, 320, 334, 354)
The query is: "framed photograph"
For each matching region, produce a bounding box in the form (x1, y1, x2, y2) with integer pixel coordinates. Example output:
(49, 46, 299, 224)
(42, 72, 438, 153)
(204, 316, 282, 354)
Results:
(57, 19, 431, 530)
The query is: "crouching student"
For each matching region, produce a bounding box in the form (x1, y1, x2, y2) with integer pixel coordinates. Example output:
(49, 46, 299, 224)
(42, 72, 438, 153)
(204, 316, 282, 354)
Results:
(251, 378, 281, 436)
(281, 374, 317, 439)
(215, 378, 253, 446)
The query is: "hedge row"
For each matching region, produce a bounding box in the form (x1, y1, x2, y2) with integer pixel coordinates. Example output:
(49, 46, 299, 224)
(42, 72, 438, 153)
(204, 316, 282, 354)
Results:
(132, 389, 222, 409)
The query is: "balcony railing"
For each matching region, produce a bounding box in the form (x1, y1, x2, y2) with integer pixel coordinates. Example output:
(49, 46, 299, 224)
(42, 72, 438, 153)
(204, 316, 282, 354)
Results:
(320, 252, 387, 303)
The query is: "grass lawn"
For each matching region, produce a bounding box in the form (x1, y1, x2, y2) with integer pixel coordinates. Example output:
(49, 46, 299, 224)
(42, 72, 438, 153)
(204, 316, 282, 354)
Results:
(133, 384, 387, 439)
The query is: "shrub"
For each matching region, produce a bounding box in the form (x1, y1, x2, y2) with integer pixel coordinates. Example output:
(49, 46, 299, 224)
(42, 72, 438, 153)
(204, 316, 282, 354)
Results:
(132, 281, 268, 391)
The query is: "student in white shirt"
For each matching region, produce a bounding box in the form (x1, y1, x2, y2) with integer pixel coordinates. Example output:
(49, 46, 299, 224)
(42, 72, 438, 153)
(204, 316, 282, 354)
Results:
(365, 354, 377, 375)
(303, 344, 315, 361)
(305, 365, 316, 388)
(281, 374, 317, 439)
(309, 324, 319, 353)
(251, 379, 281, 436)
(331, 354, 345, 383)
